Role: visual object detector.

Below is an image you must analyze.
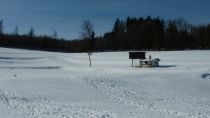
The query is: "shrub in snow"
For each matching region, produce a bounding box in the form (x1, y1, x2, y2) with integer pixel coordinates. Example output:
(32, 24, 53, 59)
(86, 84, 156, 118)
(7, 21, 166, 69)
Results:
(202, 70, 210, 80)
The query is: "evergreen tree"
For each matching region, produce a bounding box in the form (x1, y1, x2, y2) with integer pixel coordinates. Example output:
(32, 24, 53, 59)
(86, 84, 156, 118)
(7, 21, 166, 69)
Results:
(0, 20, 4, 35)
(112, 18, 126, 50)
(28, 27, 35, 37)
(165, 20, 180, 50)
(13, 26, 19, 35)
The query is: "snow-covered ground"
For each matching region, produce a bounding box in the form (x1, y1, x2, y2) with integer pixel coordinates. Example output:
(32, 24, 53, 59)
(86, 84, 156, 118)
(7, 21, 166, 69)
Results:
(0, 47, 210, 118)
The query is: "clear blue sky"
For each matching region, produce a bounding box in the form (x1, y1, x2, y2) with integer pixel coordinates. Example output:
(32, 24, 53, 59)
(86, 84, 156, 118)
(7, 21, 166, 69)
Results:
(0, 0, 210, 39)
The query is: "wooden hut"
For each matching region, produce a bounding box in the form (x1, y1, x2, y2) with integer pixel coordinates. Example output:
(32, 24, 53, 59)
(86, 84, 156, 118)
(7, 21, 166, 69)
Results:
(139, 58, 160, 67)
(129, 52, 161, 67)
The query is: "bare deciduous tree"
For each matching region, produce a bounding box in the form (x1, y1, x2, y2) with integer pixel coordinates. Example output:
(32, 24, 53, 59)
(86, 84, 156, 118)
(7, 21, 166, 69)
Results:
(80, 20, 95, 67)
(80, 20, 94, 39)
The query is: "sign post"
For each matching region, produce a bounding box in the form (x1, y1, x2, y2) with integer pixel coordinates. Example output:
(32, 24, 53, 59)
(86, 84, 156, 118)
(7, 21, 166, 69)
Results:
(129, 52, 146, 67)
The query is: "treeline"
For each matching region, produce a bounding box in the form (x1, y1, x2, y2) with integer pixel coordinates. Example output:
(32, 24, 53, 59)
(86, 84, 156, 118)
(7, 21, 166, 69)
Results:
(0, 20, 91, 52)
(0, 33, 97, 52)
(0, 17, 210, 52)
(99, 16, 210, 51)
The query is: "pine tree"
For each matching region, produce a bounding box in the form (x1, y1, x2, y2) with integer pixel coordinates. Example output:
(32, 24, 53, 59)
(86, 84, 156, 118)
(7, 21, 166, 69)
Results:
(0, 20, 4, 35)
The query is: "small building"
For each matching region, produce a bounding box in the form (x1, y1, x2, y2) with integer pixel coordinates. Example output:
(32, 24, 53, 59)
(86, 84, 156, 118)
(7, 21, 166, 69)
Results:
(129, 51, 161, 67)
(140, 58, 160, 67)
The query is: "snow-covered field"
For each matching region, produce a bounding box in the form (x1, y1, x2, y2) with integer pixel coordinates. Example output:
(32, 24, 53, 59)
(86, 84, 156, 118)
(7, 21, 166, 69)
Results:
(0, 47, 210, 118)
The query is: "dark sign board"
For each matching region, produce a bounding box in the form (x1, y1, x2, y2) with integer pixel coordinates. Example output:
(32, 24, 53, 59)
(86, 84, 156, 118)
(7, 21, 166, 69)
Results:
(129, 51, 146, 59)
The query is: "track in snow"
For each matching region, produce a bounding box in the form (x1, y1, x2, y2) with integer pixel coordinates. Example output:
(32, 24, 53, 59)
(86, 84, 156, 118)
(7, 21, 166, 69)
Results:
(82, 75, 210, 118)
(0, 88, 115, 118)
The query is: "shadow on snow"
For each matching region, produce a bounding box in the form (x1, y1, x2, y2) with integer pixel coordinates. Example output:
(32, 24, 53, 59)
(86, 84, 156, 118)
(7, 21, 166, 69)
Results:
(0, 66, 60, 69)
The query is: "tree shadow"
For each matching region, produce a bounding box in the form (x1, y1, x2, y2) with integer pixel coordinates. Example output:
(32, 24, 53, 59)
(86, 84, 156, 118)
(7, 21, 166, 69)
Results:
(0, 52, 35, 54)
(134, 65, 176, 68)
(157, 65, 177, 68)
(0, 56, 42, 60)
(0, 66, 60, 69)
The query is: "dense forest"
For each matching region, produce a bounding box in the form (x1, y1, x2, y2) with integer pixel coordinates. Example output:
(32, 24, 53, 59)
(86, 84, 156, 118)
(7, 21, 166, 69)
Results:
(0, 16, 210, 52)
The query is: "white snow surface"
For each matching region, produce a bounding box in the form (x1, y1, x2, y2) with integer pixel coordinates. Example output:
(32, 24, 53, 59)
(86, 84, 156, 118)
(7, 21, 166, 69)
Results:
(0, 47, 210, 118)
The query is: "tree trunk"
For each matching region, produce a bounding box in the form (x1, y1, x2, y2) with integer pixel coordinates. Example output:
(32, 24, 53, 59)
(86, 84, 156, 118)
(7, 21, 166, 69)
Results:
(88, 52, 91, 67)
